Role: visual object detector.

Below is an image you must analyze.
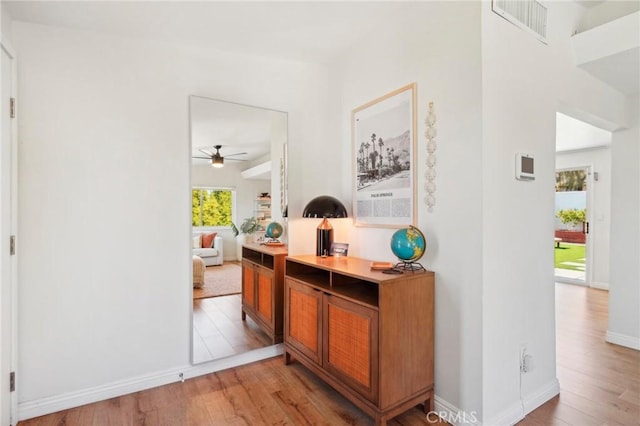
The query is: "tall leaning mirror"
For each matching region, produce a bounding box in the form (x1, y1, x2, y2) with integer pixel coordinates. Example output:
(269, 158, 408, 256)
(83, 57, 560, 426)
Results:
(189, 95, 288, 364)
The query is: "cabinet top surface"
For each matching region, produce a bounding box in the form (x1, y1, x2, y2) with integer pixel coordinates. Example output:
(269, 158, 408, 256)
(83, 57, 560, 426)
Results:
(243, 242, 288, 256)
(286, 254, 433, 283)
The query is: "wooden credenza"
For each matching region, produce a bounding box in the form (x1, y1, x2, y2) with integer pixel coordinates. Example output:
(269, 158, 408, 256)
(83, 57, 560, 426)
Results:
(284, 255, 434, 426)
(241, 243, 288, 344)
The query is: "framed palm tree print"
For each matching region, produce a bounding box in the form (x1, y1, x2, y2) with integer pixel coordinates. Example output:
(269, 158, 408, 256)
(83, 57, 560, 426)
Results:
(352, 83, 417, 227)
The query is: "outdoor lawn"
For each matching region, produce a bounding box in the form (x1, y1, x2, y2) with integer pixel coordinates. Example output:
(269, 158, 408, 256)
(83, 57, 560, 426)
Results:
(555, 243, 585, 271)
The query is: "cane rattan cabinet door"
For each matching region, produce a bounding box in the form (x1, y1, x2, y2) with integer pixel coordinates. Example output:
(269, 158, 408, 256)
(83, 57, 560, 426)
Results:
(256, 266, 274, 325)
(324, 294, 378, 403)
(285, 278, 322, 364)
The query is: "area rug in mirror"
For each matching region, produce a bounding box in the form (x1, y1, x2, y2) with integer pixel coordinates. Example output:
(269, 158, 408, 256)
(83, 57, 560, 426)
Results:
(193, 262, 241, 299)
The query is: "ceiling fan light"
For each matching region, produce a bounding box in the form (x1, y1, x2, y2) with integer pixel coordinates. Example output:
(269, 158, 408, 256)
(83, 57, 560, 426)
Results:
(211, 156, 224, 168)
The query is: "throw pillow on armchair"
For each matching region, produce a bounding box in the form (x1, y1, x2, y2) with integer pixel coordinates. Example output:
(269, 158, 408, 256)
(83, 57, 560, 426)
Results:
(201, 232, 217, 248)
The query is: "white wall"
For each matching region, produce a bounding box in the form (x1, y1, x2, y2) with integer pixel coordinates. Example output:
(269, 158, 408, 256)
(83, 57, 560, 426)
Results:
(608, 94, 640, 349)
(556, 147, 611, 288)
(191, 162, 269, 260)
(11, 3, 640, 423)
(0, 5, 11, 44)
(329, 2, 484, 419)
(481, 1, 628, 423)
(12, 21, 332, 411)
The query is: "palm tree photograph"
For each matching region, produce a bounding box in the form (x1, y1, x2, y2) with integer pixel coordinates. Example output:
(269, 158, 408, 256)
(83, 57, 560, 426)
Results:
(352, 84, 416, 227)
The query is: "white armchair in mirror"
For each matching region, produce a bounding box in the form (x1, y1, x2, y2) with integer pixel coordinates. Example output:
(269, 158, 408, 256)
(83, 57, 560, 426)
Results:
(192, 233, 223, 266)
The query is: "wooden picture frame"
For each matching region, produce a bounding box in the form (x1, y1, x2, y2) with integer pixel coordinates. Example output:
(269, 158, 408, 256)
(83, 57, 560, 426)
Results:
(352, 83, 417, 227)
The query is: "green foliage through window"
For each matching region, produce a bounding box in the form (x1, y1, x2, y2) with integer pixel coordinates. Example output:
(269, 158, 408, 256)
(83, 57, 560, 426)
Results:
(556, 170, 586, 192)
(192, 188, 233, 227)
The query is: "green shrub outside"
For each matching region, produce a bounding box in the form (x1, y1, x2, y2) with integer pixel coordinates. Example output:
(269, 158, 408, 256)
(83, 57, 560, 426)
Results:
(556, 209, 586, 228)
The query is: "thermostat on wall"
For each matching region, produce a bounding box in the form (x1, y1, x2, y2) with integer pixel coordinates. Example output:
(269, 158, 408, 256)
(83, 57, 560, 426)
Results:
(515, 153, 535, 181)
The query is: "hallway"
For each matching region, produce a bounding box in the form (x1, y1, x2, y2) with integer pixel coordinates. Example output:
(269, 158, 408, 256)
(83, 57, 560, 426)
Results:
(520, 283, 639, 425)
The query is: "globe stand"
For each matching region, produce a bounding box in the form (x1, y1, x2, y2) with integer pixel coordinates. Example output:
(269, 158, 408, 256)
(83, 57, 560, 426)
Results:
(394, 261, 426, 273)
(262, 237, 285, 247)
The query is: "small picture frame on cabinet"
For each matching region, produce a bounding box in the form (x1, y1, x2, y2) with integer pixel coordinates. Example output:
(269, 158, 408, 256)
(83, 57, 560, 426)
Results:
(330, 242, 349, 257)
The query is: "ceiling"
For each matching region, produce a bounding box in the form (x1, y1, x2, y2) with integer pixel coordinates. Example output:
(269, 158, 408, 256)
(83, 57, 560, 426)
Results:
(572, 0, 640, 95)
(4, 1, 627, 155)
(556, 112, 612, 152)
(3, 1, 404, 64)
(578, 47, 639, 95)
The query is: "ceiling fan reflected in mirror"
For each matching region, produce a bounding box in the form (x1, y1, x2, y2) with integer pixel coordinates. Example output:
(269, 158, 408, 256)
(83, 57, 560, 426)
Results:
(193, 145, 248, 168)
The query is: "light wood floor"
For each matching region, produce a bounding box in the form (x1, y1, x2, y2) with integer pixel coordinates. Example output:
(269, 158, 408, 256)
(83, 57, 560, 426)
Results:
(518, 283, 640, 425)
(193, 294, 272, 364)
(18, 283, 638, 425)
(16, 357, 446, 426)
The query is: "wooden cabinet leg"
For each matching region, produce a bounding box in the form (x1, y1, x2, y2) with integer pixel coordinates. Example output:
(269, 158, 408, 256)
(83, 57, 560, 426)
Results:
(374, 415, 386, 426)
(241, 310, 246, 320)
(423, 390, 435, 414)
(284, 351, 292, 365)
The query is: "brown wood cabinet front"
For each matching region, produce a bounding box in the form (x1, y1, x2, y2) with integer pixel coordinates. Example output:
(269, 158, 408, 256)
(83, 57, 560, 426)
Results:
(284, 255, 434, 426)
(241, 244, 287, 344)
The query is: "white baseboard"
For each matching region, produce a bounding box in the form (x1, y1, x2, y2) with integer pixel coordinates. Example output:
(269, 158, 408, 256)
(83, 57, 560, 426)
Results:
(589, 281, 609, 291)
(606, 330, 640, 350)
(482, 401, 523, 426)
(18, 344, 284, 421)
(523, 378, 560, 414)
(434, 395, 481, 426)
(184, 344, 283, 379)
(481, 378, 559, 426)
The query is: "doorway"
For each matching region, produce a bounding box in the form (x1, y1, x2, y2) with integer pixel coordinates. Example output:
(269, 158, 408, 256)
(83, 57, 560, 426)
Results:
(555, 112, 612, 289)
(554, 167, 589, 284)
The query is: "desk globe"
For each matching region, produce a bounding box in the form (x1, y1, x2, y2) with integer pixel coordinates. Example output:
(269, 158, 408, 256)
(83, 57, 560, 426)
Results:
(265, 222, 283, 242)
(390, 226, 426, 271)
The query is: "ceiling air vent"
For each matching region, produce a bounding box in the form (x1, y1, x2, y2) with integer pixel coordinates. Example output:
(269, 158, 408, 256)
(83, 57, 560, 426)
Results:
(492, 0, 548, 43)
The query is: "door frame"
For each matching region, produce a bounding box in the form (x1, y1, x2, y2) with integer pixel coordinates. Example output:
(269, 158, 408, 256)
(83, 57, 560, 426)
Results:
(1, 37, 18, 426)
(554, 165, 592, 286)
